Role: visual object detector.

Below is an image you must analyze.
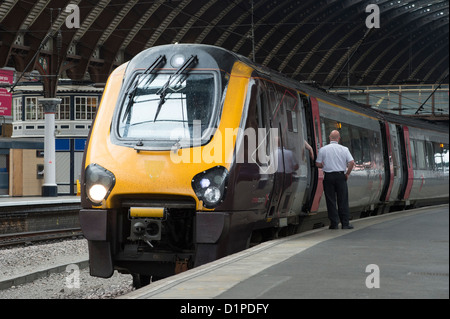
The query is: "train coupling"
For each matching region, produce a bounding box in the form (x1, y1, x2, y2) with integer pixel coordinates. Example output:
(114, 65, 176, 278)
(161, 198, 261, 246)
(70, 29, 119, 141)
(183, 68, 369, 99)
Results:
(127, 207, 165, 246)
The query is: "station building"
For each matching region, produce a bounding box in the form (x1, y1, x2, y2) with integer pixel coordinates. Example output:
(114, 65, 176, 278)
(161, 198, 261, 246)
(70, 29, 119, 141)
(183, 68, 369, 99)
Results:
(0, 79, 102, 196)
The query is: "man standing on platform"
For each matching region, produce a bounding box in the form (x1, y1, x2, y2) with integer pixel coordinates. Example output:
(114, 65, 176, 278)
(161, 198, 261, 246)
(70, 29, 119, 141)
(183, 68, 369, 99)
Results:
(316, 130, 355, 229)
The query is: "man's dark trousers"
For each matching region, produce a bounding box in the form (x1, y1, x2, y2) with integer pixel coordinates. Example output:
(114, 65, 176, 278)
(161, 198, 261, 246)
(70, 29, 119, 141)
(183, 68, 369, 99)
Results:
(323, 172, 350, 227)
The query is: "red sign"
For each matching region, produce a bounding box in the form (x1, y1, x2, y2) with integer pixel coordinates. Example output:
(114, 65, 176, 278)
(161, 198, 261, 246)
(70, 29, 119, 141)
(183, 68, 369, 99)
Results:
(0, 69, 13, 84)
(0, 90, 12, 116)
(0, 69, 13, 116)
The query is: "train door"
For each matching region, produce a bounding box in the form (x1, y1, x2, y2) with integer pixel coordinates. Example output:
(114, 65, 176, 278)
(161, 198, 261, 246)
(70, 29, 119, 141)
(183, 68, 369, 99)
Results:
(277, 89, 305, 217)
(397, 125, 414, 200)
(264, 83, 284, 219)
(264, 82, 304, 220)
(388, 123, 402, 200)
(379, 121, 394, 202)
(309, 96, 323, 212)
(300, 95, 317, 213)
(402, 126, 414, 200)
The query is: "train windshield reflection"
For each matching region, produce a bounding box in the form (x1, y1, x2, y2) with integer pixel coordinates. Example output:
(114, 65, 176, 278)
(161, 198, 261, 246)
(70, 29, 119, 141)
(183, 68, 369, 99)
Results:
(118, 73, 216, 141)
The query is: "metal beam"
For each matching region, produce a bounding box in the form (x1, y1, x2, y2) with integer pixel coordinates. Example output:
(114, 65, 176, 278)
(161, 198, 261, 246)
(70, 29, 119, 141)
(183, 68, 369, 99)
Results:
(144, 0, 192, 50)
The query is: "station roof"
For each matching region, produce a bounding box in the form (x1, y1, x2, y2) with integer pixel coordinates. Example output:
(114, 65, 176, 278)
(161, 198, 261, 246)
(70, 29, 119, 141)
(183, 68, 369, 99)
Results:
(0, 0, 448, 89)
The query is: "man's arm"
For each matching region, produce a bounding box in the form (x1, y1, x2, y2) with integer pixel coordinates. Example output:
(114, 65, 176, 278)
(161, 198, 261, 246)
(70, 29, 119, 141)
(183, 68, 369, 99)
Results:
(345, 160, 355, 180)
(304, 141, 314, 159)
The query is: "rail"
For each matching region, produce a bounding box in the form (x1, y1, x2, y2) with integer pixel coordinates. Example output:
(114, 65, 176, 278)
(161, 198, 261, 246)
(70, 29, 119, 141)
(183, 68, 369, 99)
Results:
(0, 197, 82, 247)
(0, 228, 82, 247)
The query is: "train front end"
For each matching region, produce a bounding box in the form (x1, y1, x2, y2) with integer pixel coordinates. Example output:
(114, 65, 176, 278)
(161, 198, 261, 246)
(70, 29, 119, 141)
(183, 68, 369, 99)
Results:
(79, 44, 253, 283)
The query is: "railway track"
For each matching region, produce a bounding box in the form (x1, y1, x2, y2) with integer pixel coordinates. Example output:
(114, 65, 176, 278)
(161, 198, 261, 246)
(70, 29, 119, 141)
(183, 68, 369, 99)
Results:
(0, 228, 83, 248)
(0, 198, 82, 248)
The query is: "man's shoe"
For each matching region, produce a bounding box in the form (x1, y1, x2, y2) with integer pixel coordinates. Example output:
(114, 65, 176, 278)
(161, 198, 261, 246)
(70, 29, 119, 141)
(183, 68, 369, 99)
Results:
(329, 225, 339, 229)
(342, 224, 354, 229)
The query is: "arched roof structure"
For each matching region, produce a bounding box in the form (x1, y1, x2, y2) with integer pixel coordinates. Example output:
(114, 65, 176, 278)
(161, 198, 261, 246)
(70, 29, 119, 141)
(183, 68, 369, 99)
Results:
(0, 0, 448, 96)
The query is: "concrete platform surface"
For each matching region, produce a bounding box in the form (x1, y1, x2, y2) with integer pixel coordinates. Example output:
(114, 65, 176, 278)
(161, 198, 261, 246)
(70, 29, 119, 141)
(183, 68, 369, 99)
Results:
(0, 196, 80, 207)
(121, 204, 448, 300)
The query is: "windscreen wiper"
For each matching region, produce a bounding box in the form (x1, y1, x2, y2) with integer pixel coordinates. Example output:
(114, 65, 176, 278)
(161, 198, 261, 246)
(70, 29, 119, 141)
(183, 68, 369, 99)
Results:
(153, 55, 198, 122)
(122, 55, 166, 121)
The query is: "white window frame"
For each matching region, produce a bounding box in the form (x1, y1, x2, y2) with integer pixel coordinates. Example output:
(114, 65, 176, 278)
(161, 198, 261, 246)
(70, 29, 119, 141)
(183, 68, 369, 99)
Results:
(13, 97, 22, 121)
(56, 96, 71, 120)
(25, 96, 44, 120)
(75, 96, 97, 120)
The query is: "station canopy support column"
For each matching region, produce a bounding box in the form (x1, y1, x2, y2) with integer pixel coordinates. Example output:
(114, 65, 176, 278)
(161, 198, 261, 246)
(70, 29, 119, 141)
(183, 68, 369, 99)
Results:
(39, 98, 61, 197)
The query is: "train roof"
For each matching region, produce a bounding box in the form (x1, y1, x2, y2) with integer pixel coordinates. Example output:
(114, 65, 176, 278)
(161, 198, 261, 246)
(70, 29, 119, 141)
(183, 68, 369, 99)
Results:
(299, 83, 448, 134)
(373, 110, 449, 134)
(230, 48, 448, 135)
(122, 45, 448, 136)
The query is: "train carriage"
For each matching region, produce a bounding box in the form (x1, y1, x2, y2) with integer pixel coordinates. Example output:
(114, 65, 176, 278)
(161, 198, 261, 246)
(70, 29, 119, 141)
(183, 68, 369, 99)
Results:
(304, 95, 385, 216)
(380, 114, 449, 208)
(79, 44, 448, 287)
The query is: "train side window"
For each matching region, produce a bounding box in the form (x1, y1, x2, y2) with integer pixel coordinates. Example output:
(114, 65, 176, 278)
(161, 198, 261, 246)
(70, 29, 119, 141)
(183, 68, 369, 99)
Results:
(270, 84, 284, 118)
(320, 121, 326, 146)
(284, 89, 299, 134)
(361, 130, 371, 163)
(409, 140, 416, 169)
(415, 140, 426, 169)
(291, 111, 298, 133)
(286, 110, 298, 133)
(339, 125, 351, 150)
(425, 141, 434, 170)
(350, 126, 362, 164)
(286, 110, 293, 131)
(320, 117, 327, 145)
(443, 144, 449, 173)
(391, 138, 398, 176)
(433, 142, 448, 172)
(320, 117, 337, 145)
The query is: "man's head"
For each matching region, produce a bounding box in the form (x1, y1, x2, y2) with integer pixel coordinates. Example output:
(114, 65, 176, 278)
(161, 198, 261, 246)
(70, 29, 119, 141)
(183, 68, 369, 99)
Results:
(329, 130, 340, 142)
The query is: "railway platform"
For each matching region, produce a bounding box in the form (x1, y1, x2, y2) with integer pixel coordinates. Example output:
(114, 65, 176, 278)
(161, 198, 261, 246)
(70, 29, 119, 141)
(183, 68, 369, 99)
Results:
(0, 195, 80, 208)
(121, 204, 449, 301)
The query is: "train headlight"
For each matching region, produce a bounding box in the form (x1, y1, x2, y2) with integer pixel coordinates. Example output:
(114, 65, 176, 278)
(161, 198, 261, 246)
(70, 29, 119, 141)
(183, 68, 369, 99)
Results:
(89, 184, 108, 202)
(85, 163, 116, 205)
(170, 54, 185, 67)
(192, 166, 228, 208)
(204, 186, 221, 204)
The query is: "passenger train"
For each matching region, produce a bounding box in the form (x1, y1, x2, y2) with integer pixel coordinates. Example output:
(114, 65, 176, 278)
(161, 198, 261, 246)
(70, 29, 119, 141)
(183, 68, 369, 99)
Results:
(79, 44, 448, 287)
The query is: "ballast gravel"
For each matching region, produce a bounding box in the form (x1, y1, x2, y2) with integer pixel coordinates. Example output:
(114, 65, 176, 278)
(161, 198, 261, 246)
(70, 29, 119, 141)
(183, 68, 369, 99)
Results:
(0, 238, 134, 299)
